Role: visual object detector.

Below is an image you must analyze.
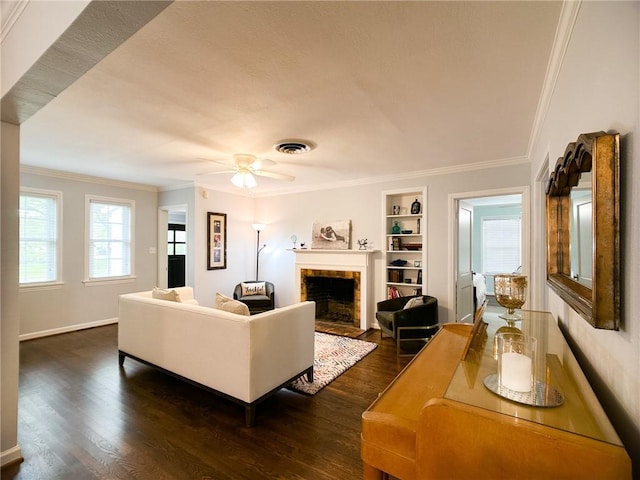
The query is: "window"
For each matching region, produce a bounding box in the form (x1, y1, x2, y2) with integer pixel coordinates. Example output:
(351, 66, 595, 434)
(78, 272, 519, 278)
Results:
(482, 216, 521, 274)
(168, 224, 186, 255)
(19, 188, 62, 286)
(86, 196, 134, 282)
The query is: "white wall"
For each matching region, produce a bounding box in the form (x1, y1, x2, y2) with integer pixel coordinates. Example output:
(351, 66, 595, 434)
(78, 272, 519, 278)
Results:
(19, 171, 159, 337)
(257, 163, 531, 324)
(194, 186, 255, 306)
(530, 1, 639, 467)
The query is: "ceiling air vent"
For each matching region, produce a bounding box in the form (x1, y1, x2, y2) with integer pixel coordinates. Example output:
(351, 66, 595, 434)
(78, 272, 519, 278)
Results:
(274, 139, 316, 154)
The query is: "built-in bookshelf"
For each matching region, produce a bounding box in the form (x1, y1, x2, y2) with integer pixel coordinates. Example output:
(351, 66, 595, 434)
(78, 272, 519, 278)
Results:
(382, 187, 427, 299)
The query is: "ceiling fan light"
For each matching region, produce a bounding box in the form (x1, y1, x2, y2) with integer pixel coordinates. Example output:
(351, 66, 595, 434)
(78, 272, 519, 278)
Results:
(244, 172, 257, 188)
(231, 171, 257, 188)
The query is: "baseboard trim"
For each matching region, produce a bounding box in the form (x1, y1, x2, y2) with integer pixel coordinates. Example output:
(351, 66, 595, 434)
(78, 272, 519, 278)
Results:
(1, 445, 23, 468)
(19, 318, 118, 341)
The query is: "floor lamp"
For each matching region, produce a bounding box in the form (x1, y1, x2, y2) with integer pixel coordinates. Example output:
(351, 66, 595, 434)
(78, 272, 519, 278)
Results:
(252, 223, 266, 281)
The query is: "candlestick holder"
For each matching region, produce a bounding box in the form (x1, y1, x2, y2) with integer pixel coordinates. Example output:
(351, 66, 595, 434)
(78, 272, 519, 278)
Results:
(494, 274, 527, 322)
(484, 332, 564, 407)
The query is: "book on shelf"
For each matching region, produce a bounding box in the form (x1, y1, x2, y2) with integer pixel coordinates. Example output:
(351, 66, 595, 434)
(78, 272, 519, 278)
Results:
(388, 269, 404, 283)
(388, 286, 402, 299)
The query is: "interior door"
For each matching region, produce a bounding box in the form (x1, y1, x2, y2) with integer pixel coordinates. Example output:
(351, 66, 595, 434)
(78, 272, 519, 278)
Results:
(456, 205, 474, 322)
(167, 223, 186, 288)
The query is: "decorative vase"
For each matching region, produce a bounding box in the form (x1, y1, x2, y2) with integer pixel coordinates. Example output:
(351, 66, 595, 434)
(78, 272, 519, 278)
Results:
(494, 274, 527, 322)
(493, 274, 528, 357)
(391, 221, 401, 234)
(411, 198, 421, 214)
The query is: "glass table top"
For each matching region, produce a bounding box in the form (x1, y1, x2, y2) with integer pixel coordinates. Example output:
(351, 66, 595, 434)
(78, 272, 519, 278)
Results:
(444, 309, 623, 446)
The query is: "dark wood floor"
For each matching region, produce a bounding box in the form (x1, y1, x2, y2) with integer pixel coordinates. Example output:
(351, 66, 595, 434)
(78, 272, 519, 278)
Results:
(3, 325, 410, 480)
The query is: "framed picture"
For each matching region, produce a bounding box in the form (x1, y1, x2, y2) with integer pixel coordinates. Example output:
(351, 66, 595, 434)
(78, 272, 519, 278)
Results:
(311, 220, 352, 250)
(207, 212, 227, 270)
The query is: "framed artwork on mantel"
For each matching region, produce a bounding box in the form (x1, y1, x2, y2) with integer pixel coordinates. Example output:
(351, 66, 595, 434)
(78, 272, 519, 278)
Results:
(311, 220, 352, 250)
(207, 212, 227, 270)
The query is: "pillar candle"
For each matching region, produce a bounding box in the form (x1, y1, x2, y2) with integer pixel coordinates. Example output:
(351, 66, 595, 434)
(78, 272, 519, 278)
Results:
(501, 352, 532, 392)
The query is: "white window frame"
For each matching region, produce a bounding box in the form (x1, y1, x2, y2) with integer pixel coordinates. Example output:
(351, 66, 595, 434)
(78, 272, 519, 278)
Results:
(84, 195, 136, 286)
(19, 187, 64, 289)
(481, 215, 522, 275)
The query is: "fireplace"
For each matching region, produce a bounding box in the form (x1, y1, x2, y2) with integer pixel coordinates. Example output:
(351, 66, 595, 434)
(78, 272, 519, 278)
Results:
(293, 249, 375, 330)
(301, 270, 360, 327)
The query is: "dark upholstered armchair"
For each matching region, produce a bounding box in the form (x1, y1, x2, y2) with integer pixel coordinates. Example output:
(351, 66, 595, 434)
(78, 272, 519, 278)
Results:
(376, 295, 439, 357)
(233, 281, 275, 315)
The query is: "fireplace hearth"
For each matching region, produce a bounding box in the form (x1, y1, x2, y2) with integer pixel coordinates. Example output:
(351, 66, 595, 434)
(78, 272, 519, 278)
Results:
(293, 249, 375, 331)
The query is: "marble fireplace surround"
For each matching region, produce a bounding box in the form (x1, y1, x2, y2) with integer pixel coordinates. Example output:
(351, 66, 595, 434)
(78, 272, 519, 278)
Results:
(293, 249, 376, 330)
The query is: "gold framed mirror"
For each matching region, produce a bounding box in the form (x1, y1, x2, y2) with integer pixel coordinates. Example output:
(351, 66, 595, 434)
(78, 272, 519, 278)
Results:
(546, 131, 620, 329)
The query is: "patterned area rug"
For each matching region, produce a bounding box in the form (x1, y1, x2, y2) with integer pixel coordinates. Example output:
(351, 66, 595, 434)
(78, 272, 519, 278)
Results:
(289, 332, 377, 395)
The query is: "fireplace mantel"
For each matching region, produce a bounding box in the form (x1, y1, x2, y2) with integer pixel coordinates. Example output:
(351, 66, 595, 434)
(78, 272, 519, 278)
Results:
(289, 249, 377, 254)
(292, 249, 377, 330)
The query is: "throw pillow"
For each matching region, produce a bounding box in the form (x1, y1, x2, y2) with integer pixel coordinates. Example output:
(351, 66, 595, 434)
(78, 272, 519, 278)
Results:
(403, 296, 424, 310)
(152, 286, 181, 302)
(240, 281, 266, 297)
(215, 292, 250, 316)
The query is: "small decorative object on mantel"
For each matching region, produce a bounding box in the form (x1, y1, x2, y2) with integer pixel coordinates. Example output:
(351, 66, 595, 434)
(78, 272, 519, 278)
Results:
(357, 238, 369, 250)
(291, 234, 298, 249)
(300, 241, 306, 249)
(411, 198, 421, 214)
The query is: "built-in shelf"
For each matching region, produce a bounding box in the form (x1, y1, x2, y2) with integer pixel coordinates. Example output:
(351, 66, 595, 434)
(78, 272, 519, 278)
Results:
(382, 187, 427, 299)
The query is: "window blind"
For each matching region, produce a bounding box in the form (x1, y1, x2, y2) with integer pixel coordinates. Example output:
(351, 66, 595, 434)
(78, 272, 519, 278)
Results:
(482, 217, 521, 274)
(19, 191, 59, 284)
(88, 200, 132, 279)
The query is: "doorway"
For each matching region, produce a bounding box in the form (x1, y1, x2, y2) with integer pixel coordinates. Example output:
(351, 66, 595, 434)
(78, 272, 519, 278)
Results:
(449, 187, 529, 323)
(158, 205, 188, 289)
(167, 223, 186, 288)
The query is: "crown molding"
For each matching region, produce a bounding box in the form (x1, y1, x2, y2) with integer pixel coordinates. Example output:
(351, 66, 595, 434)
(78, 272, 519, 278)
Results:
(20, 165, 158, 192)
(252, 155, 530, 198)
(1, 0, 29, 42)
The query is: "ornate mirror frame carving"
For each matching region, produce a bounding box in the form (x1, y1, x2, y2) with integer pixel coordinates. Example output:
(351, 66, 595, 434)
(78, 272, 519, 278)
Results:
(546, 131, 620, 329)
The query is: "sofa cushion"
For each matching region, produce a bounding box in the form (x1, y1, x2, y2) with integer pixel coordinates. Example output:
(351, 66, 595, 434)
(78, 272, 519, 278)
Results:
(216, 292, 250, 316)
(403, 296, 424, 309)
(152, 287, 181, 302)
(241, 281, 266, 296)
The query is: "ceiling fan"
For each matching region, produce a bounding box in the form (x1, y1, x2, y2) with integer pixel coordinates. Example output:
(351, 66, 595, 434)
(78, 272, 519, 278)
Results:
(199, 153, 295, 188)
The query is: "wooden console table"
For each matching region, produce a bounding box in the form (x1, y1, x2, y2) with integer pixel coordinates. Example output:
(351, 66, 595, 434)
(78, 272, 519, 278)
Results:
(361, 311, 631, 479)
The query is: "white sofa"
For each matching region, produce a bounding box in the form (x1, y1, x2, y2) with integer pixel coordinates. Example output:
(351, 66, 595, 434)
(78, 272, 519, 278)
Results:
(118, 287, 315, 426)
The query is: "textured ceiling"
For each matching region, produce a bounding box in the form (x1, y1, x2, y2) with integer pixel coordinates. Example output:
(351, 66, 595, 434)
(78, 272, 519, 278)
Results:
(16, 1, 563, 194)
